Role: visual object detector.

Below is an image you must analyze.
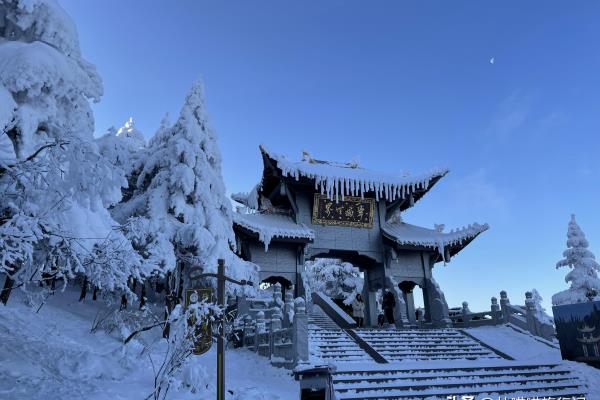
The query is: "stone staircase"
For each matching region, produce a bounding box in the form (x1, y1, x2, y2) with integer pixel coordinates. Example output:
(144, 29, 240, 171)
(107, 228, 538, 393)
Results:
(332, 362, 588, 399)
(308, 306, 372, 363)
(308, 305, 340, 330)
(354, 328, 503, 362)
(305, 305, 588, 399)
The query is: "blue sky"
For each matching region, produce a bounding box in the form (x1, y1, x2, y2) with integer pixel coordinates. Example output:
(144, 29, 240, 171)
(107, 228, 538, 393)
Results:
(60, 0, 600, 312)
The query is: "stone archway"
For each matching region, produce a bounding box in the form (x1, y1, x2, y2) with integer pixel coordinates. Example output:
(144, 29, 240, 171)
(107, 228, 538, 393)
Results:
(260, 275, 293, 298)
(261, 275, 293, 289)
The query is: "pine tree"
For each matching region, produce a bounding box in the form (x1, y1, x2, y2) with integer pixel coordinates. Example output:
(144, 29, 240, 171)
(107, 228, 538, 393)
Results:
(553, 215, 600, 305)
(0, 0, 141, 304)
(114, 81, 257, 290)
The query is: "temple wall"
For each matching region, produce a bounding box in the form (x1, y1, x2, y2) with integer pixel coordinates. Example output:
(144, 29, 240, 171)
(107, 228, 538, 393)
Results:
(248, 242, 299, 284)
(295, 192, 384, 262)
(387, 250, 434, 286)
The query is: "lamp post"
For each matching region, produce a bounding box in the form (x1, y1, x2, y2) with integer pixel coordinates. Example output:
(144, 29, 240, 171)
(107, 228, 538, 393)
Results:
(192, 259, 252, 400)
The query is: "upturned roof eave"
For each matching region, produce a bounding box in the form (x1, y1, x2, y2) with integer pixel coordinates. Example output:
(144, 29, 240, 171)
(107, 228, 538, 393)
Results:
(258, 144, 448, 207)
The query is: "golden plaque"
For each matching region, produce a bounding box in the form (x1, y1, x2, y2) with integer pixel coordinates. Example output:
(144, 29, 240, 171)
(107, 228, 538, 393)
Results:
(312, 193, 375, 228)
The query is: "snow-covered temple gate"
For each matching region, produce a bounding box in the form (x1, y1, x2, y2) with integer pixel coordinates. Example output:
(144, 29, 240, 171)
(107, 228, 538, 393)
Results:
(232, 146, 488, 327)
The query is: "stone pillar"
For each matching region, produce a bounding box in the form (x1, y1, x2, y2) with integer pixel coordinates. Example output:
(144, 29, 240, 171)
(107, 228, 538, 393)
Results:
(363, 289, 378, 327)
(273, 282, 283, 308)
(424, 278, 451, 327)
(243, 314, 253, 348)
(283, 290, 295, 328)
(256, 311, 266, 354)
(270, 307, 283, 359)
(237, 293, 249, 317)
(362, 270, 379, 327)
(499, 290, 510, 323)
(272, 306, 283, 331)
(491, 297, 501, 323)
(524, 291, 537, 336)
(293, 297, 308, 364)
(402, 291, 417, 325)
(461, 301, 472, 327)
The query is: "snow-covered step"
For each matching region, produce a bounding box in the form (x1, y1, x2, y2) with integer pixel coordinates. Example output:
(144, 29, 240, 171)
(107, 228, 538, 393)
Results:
(354, 328, 503, 362)
(309, 328, 373, 363)
(332, 363, 588, 399)
(308, 305, 341, 330)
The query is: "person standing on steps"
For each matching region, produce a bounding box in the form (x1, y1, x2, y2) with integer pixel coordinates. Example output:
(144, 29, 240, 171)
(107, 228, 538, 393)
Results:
(382, 288, 396, 327)
(351, 293, 365, 327)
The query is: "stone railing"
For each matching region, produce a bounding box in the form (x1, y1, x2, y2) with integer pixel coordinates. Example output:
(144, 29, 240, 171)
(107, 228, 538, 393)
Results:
(500, 290, 555, 341)
(449, 290, 555, 341)
(449, 297, 503, 328)
(235, 283, 308, 368)
(311, 291, 357, 329)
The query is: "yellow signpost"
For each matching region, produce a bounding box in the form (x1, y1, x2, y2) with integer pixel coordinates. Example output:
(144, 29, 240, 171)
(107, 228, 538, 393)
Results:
(184, 287, 213, 355)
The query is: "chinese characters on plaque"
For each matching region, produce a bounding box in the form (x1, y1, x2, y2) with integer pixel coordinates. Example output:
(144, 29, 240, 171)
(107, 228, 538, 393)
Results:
(312, 194, 375, 228)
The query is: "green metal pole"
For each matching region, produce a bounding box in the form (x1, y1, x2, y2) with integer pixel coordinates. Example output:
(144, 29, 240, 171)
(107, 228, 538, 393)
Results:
(217, 259, 225, 400)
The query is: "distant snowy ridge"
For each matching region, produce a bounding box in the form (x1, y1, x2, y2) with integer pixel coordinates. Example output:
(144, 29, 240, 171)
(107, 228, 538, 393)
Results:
(233, 212, 314, 250)
(260, 144, 448, 202)
(382, 221, 489, 257)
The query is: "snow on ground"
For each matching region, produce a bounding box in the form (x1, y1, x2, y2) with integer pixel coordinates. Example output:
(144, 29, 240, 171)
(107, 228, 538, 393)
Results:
(0, 289, 296, 400)
(466, 325, 600, 398)
(465, 325, 561, 362)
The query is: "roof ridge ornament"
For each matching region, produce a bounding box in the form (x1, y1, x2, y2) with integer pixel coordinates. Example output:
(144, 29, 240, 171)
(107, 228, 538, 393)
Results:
(302, 149, 359, 169)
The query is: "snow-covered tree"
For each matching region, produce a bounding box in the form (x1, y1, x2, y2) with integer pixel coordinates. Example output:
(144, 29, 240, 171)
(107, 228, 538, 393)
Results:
(303, 258, 363, 305)
(530, 289, 553, 324)
(0, 0, 141, 303)
(113, 81, 257, 291)
(553, 215, 600, 305)
(96, 117, 145, 173)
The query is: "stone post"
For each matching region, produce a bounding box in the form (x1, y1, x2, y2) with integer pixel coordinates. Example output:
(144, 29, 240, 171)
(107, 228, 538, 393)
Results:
(237, 293, 249, 317)
(293, 297, 308, 364)
(256, 311, 266, 354)
(403, 290, 417, 325)
(273, 282, 283, 308)
(491, 297, 501, 323)
(269, 317, 275, 359)
(271, 307, 283, 359)
(272, 306, 283, 331)
(243, 314, 253, 348)
(500, 290, 510, 323)
(284, 290, 294, 328)
(461, 301, 472, 327)
(524, 291, 537, 336)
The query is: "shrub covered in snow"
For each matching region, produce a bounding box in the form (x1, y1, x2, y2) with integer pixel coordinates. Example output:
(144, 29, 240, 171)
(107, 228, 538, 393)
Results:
(553, 215, 600, 306)
(302, 258, 363, 304)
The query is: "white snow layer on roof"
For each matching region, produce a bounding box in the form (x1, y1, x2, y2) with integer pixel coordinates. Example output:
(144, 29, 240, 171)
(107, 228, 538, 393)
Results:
(382, 221, 489, 256)
(233, 212, 314, 250)
(260, 145, 448, 202)
(231, 184, 260, 210)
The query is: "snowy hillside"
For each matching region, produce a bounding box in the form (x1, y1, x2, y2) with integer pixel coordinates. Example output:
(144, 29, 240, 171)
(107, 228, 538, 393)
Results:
(0, 289, 296, 400)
